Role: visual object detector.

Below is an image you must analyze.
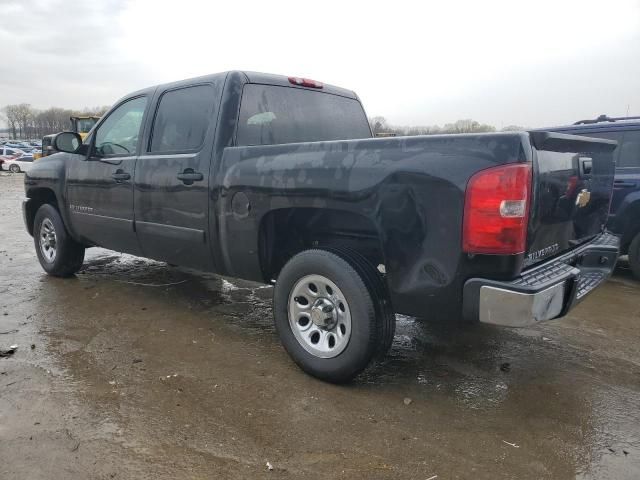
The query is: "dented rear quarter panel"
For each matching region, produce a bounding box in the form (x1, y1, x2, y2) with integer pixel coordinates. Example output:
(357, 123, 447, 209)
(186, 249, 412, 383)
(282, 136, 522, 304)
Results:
(218, 133, 532, 318)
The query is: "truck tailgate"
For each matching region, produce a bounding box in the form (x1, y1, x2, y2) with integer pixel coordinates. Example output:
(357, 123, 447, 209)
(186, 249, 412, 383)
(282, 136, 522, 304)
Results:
(526, 132, 617, 267)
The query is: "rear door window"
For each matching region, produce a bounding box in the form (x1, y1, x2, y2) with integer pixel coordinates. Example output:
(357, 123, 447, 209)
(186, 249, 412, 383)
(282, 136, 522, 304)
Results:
(237, 84, 371, 146)
(149, 84, 215, 153)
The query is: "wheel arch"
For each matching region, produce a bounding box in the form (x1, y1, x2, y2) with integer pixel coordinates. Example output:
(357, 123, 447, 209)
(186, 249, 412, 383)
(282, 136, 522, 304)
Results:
(258, 207, 387, 283)
(615, 194, 640, 252)
(24, 188, 61, 236)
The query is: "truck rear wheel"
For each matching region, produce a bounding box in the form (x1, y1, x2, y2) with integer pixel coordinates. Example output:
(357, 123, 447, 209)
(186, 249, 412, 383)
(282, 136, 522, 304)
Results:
(33, 204, 85, 277)
(273, 248, 394, 383)
(629, 232, 640, 280)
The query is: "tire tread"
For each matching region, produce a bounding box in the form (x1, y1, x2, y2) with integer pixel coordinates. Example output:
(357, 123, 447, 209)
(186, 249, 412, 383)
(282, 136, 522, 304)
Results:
(629, 233, 640, 280)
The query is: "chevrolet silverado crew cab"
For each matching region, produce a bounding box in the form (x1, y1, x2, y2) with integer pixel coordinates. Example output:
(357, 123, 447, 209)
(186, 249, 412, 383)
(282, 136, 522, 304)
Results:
(23, 71, 620, 382)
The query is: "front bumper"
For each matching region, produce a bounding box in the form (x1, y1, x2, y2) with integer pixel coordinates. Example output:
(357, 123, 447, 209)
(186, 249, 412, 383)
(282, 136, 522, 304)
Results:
(463, 232, 620, 327)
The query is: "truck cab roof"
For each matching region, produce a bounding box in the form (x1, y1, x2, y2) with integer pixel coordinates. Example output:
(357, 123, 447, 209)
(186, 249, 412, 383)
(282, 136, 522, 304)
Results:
(123, 71, 359, 103)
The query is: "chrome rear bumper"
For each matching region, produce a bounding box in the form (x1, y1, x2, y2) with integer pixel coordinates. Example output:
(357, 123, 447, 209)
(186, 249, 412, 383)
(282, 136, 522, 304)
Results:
(463, 232, 620, 327)
(479, 283, 565, 327)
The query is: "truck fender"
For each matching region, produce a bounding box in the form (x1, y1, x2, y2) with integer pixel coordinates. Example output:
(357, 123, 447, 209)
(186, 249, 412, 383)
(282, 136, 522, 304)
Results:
(613, 191, 640, 247)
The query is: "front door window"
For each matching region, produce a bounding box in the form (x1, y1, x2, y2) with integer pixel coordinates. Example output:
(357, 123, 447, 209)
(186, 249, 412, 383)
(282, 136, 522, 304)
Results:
(94, 97, 147, 157)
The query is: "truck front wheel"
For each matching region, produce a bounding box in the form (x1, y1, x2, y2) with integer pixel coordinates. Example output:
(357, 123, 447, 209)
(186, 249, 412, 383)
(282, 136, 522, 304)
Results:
(629, 232, 640, 280)
(33, 204, 85, 277)
(273, 249, 394, 383)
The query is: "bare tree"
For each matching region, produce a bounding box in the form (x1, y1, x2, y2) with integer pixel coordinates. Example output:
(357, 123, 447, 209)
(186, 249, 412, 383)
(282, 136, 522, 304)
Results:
(366, 116, 498, 137)
(441, 119, 496, 134)
(368, 116, 386, 134)
(12, 104, 33, 138)
(2, 105, 19, 138)
(76, 105, 111, 117)
(2, 103, 111, 139)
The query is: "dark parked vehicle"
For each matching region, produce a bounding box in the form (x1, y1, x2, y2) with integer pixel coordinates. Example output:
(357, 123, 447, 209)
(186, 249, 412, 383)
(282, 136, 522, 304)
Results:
(22, 71, 620, 382)
(544, 115, 640, 278)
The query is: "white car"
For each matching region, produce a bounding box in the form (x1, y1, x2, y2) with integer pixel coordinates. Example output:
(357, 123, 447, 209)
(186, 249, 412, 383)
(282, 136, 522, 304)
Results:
(1, 150, 34, 173)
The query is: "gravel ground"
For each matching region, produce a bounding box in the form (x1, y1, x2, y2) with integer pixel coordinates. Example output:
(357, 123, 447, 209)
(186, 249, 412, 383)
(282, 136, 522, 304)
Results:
(1, 172, 639, 479)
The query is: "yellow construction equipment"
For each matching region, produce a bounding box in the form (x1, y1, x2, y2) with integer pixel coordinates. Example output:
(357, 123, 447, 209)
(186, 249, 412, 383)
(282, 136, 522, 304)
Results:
(36, 115, 100, 159)
(70, 116, 100, 140)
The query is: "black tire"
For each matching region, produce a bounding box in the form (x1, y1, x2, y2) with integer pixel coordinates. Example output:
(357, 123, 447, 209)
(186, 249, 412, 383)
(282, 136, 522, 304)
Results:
(9, 164, 20, 173)
(273, 248, 394, 383)
(629, 232, 640, 280)
(320, 245, 396, 356)
(33, 204, 85, 277)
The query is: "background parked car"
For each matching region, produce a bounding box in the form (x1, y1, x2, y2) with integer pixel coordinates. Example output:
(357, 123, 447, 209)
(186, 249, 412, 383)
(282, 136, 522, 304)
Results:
(545, 115, 640, 278)
(2, 153, 34, 173)
(5, 142, 33, 153)
(0, 145, 26, 158)
(0, 146, 31, 173)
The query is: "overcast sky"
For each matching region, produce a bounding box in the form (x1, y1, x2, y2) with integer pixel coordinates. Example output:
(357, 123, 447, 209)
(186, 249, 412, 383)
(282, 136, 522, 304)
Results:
(1, 0, 639, 129)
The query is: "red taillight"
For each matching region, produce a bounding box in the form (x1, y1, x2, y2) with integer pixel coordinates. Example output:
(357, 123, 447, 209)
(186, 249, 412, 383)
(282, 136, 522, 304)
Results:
(288, 76, 323, 89)
(462, 163, 531, 255)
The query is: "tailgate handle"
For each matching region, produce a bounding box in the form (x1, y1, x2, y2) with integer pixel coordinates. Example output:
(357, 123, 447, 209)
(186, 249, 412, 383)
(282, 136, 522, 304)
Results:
(579, 156, 592, 176)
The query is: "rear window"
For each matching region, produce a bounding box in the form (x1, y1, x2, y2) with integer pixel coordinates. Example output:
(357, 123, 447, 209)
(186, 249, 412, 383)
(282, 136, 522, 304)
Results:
(236, 84, 371, 146)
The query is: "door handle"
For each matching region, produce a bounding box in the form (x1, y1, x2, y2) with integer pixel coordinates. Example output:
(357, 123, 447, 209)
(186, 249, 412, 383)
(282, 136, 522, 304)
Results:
(177, 168, 203, 185)
(111, 170, 130, 182)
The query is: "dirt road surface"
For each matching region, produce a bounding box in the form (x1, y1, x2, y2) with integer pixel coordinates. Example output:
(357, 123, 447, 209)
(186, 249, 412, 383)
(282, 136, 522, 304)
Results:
(1, 173, 639, 479)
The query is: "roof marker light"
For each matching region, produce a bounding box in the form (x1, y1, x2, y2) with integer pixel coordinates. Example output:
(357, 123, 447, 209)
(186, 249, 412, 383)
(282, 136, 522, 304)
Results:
(288, 77, 323, 89)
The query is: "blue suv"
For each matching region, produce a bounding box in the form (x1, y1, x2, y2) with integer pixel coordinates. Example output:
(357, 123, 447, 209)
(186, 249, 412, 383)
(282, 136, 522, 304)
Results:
(548, 115, 640, 278)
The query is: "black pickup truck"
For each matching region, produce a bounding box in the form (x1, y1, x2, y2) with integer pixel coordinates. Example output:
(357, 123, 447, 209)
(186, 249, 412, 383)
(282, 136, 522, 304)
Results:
(23, 71, 620, 382)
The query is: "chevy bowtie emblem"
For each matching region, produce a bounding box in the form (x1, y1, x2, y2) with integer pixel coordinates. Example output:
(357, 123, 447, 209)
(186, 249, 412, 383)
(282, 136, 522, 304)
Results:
(576, 189, 591, 208)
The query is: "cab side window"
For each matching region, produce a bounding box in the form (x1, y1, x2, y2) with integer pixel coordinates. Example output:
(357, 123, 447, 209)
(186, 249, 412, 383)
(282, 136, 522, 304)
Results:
(149, 84, 215, 153)
(94, 97, 147, 157)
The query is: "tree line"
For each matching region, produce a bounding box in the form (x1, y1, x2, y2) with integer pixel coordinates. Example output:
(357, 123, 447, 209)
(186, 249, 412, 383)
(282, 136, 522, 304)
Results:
(369, 116, 525, 136)
(1, 104, 525, 140)
(1, 104, 111, 139)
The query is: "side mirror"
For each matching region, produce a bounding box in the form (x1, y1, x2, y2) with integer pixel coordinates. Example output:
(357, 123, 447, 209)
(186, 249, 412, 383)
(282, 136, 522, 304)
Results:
(53, 132, 82, 153)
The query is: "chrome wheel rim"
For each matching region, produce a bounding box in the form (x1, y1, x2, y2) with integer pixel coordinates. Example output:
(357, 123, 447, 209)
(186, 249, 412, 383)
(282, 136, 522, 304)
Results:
(288, 274, 351, 358)
(39, 218, 57, 263)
